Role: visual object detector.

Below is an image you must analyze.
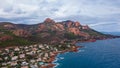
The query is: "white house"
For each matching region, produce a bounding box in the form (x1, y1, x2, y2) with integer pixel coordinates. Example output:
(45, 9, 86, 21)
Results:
(11, 56, 18, 61)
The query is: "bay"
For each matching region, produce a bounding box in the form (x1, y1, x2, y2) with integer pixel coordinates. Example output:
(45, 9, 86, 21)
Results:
(54, 38, 120, 68)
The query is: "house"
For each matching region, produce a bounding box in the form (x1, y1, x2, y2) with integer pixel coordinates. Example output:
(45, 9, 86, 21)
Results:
(50, 52, 55, 56)
(32, 48, 37, 51)
(37, 58, 42, 61)
(1, 67, 8, 68)
(33, 44, 37, 47)
(14, 47, 20, 51)
(30, 64, 38, 68)
(43, 57, 47, 60)
(21, 66, 29, 68)
(37, 50, 41, 53)
(19, 54, 25, 59)
(67, 45, 71, 47)
(29, 45, 32, 47)
(11, 56, 18, 61)
(4, 57, 8, 60)
(10, 52, 14, 57)
(25, 49, 29, 52)
(58, 45, 62, 47)
(26, 51, 35, 55)
(21, 61, 28, 66)
(38, 61, 44, 65)
(5, 49, 9, 53)
(0, 57, 3, 61)
(7, 61, 11, 65)
(10, 61, 17, 66)
(45, 53, 49, 57)
(31, 51, 36, 54)
(38, 53, 43, 57)
(39, 45, 43, 48)
(46, 46, 49, 49)
(34, 64, 38, 68)
(25, 46, 28, 49)
(2, 63, 7, 66)
(54, 47, 58, 51)
(30, 59, 36, 63)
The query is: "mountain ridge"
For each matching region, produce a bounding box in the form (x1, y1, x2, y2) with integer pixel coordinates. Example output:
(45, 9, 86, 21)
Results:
(0, 18, 118, 47)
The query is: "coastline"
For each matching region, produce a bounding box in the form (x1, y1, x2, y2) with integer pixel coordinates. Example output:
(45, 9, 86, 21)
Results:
(51, 46, 82, 68)
(52, 38, 120, 68)
(0, 43, 82, 68)
(0, 37, 119, 68)
(51, 37, 120, 68)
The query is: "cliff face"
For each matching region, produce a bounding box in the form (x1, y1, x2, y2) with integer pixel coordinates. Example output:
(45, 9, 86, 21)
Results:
(13, 29, 30, 37)
(0, 18, 113, 46)
(37, 18, 90, 37)
(68, 27, 89, 37)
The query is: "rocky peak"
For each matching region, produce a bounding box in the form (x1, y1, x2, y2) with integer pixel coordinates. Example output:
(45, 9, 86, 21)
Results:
(62, 20, 81, 27)
(74, 21, 81, 27)
(82, 25, 89, 29)
(44, 18, 55, 24)
(62, 20, 74, 27)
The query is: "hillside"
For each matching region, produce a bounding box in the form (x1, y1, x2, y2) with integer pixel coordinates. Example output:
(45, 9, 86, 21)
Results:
(0, 18, 117, 47)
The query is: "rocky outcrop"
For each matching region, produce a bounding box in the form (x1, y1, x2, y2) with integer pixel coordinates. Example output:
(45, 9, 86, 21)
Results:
(13, 29, 30, 37)
(55, 23, 65, 31)
(74, 21, 81, 27)
(3, 24, 15, 29)
(38, 18, 65, 32)
(68, 28, 80, 35)
(68, 27, 89, 37)
(37, 18, 91, 38)
(44, 18, 55, 24)
(82, 25, 89, 29)
(37, 24, 46, 32)
(0, 18, 113, 45)
(66, 21, 73, 27)
(0, 35, 13, 41)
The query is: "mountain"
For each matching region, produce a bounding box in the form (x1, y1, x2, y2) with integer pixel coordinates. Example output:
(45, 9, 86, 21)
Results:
(0, 18, 117, 47)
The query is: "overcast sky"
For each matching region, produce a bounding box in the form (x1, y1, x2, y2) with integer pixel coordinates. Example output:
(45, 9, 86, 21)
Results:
(0, 0, 120, 32)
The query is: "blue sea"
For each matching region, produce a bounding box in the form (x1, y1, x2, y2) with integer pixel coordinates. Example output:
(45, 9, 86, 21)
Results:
(53, 38, 120, 68)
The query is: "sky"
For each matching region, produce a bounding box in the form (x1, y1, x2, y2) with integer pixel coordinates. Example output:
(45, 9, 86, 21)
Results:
(0, 0, 120, 32)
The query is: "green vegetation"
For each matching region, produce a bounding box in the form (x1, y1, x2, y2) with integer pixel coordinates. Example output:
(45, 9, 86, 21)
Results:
(0, 37, 33, 47)
(47, 29, 57, 36)
(81, 29, 105, 36)
(0, 28, 34, 47)
(64, 32, 78, 39)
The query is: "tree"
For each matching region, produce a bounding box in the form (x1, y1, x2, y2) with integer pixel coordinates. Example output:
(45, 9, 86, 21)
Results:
(64, 32, 77, 39)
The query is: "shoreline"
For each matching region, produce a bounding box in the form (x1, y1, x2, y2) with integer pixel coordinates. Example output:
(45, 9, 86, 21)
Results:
(0, 44, 82, 68)
(51, 38, 120, 68)
(50, 37, 120, 68)
(50, 46, 82, 68)
(0, 37, 119, 68)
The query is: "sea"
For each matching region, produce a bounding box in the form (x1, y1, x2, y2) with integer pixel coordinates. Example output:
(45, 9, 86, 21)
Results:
(53, 32, 120, 68)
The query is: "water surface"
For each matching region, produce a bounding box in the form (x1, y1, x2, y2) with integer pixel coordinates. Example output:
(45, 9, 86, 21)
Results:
(54, 38, 120, 68)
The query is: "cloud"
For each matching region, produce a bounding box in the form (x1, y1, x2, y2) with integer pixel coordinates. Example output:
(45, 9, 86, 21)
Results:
(0, 0, 120, 32)
(90, 22, 120, 32)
